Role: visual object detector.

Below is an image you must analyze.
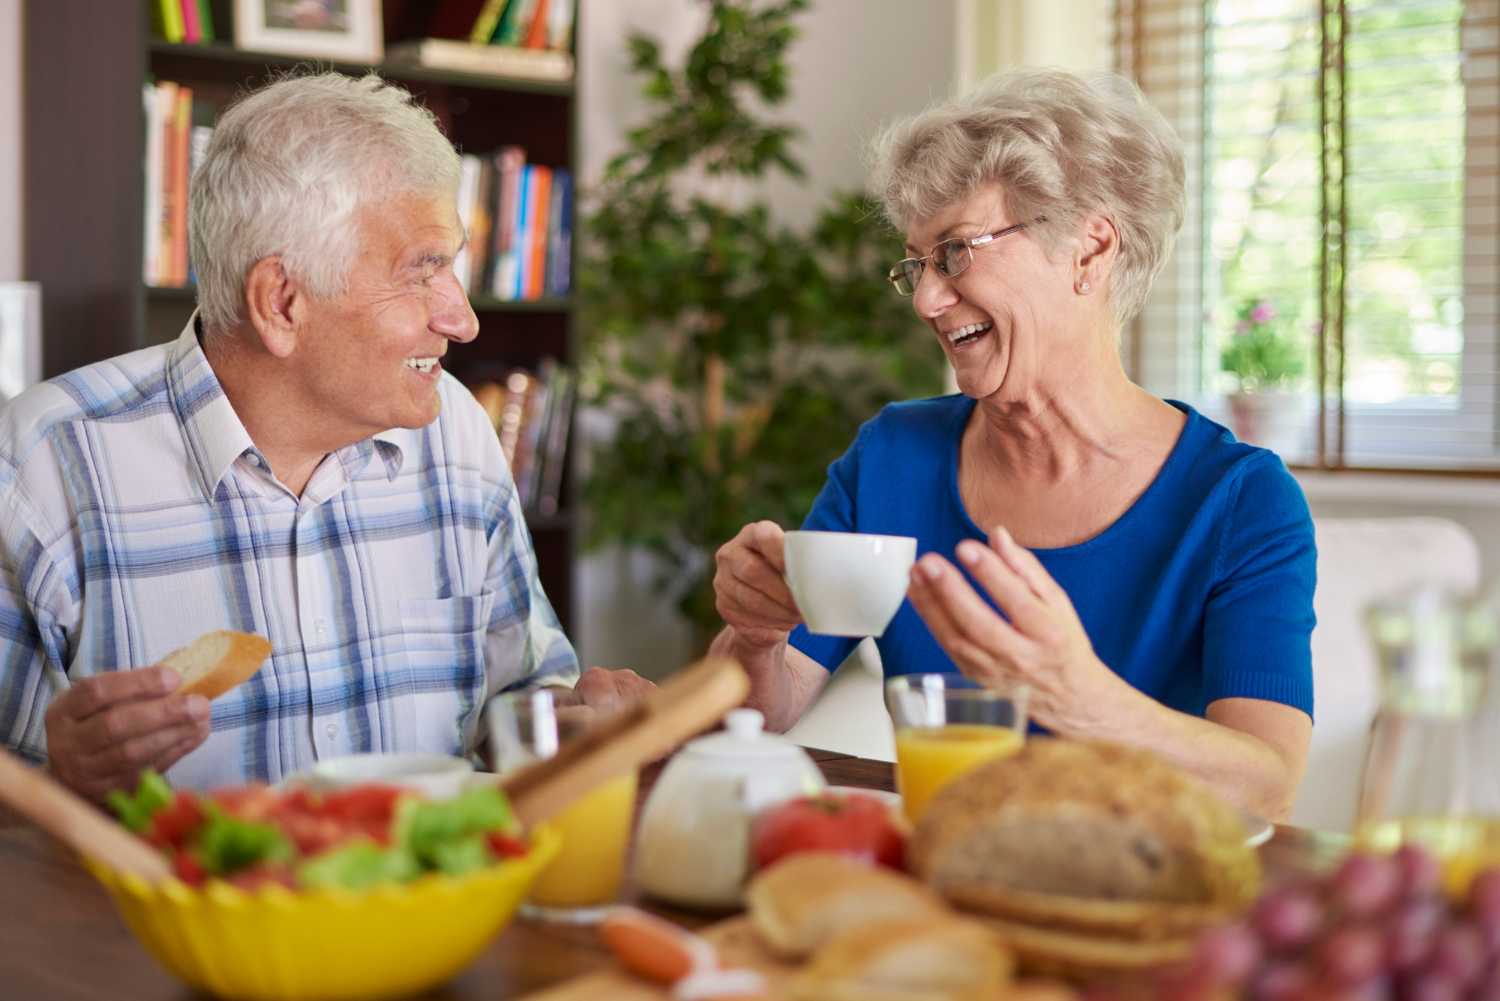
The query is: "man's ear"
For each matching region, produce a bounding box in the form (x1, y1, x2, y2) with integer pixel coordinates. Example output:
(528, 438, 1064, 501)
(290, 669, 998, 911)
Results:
(243, 256, 300, 359)
(1074, 213, 1120, 295)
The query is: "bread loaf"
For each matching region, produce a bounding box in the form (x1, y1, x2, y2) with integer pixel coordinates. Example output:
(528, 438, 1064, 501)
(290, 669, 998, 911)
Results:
(745, 852, 948, 960)
(163, 631, 273, 700)
(790, 916, 1013, 1001)
(909, 739, 1260, 933)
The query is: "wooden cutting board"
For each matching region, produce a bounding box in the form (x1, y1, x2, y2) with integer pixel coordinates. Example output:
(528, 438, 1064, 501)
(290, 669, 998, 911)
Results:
(517, 916, 798, 1000)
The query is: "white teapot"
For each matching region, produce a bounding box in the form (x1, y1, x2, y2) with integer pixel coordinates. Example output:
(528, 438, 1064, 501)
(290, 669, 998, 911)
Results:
(634, 708, 827, 909)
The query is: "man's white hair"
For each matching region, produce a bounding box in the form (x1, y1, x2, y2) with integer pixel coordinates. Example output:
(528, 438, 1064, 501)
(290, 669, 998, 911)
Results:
(869, 68, 1186, 324)
(189, 71, 461, 333)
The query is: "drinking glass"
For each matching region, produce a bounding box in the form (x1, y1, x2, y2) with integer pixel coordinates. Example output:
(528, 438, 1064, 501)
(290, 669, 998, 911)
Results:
(885, 673, 1028, 823)
(486, 689, 638, 924)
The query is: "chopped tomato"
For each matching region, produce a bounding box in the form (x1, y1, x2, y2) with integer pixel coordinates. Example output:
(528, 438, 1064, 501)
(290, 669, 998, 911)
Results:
(485, 831, 529, 859)
(276, 811, 351, 856)
(320, 785, 404, 843)
(173, 850, 206, 887)
(146, 792, 203, 851)
(210, 783, 280, 822)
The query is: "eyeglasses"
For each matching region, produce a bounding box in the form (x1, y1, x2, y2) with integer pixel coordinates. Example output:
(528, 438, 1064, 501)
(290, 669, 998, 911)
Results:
(887, 218, 1045, 296)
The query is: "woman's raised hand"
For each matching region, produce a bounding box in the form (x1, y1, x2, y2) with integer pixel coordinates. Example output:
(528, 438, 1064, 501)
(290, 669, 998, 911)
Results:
(713, 521, 802, 648)
(906, 526, 1131, 735)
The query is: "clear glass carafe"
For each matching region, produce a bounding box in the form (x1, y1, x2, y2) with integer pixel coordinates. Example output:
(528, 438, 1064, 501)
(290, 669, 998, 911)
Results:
(1355, 585, 1500, 894)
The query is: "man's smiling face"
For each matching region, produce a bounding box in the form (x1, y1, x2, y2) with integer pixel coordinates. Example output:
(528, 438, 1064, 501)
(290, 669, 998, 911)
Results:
(291, 192, 479, 442)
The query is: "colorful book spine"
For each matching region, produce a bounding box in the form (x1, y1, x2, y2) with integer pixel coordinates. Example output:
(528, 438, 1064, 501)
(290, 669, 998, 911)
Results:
(525, 166, 552, 301)
(180, 0, 202, 44)
(196, 0, 216, 42)
(470, 0, 512, 44)
(170, 87, 193, 285)
(157, 0, 185, 43)
(546, 0, 575, 51)
(469, 156, 495, 296)
(155, 82, 180, 286)
(545, 168, 571, 298)
(497, 0, 540, 47)
(524, 0, 551, 48)
(492, 147, 527, 299)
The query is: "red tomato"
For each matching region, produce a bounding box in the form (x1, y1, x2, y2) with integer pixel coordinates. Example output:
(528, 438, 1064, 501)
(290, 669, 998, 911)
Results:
(146, 792, 204, 850)
(485, 831, 530, 859)
(226, 863, 297, 892)
(320, 785, 404, 843)
(173, 850, 206, 887)
(210, 783, 280, 822)
(751, 793, 904, 871)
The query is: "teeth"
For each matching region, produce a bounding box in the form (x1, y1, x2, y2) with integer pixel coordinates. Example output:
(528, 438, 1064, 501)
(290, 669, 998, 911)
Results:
(404, 357, 438, 374)
(946, 321, 993, 343)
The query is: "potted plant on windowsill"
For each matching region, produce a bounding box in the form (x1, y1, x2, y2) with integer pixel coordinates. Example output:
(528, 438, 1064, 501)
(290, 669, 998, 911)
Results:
(1219, 298, 1309, 455)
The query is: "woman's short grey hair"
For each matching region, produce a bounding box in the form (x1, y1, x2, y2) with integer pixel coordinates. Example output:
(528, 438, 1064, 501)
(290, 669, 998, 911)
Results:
(870, 68, 1185, 323)
(190, 72, 461, 333)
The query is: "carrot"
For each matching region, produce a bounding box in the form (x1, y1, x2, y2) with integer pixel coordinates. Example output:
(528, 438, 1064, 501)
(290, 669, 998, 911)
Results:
(600, 907, 717, 985)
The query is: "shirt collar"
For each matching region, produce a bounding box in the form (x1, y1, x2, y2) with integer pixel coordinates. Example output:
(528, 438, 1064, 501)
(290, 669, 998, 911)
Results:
(167, 314, 409, 500)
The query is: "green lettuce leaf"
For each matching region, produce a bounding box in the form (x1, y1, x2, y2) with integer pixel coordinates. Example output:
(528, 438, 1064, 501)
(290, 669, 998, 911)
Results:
(106, 769, 176, 833)
(297, 841, 423, 891)
(194, 807, 293, 877)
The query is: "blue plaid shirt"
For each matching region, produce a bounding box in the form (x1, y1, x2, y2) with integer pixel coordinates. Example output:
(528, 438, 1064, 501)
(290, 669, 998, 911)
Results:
(0, 320, 578, 788)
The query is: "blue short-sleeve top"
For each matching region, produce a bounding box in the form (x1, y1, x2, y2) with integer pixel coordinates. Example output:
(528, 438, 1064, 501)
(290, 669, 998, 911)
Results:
(787, 395, 1316, 720)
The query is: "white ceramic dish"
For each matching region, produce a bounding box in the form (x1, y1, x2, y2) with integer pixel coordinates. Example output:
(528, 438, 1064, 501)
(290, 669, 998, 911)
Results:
(310, 752, 475, 800)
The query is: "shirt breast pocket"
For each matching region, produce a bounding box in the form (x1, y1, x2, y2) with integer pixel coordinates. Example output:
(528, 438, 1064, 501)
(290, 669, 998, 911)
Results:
(396, 591, 495, 697)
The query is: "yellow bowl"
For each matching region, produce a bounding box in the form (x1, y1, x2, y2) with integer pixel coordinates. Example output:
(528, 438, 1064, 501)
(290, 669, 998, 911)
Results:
(85, 824, 560, 1001)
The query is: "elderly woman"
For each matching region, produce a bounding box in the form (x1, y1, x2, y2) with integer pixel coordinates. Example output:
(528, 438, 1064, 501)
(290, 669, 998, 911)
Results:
(710, 69, 1314, 821)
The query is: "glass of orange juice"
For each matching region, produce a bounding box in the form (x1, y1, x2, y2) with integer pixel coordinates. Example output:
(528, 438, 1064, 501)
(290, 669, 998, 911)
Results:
(486, 689, 639, 924)
(885, 673, 1028, 823)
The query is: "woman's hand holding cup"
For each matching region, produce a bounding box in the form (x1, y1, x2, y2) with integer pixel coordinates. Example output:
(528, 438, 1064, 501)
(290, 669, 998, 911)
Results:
(713, 521, 802, 648)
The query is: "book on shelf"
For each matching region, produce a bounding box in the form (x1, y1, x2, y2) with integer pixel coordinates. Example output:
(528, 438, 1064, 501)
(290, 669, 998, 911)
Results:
(390, 0, 575, 82)
(468, 359, 574, 516)
(143, 81, 216, 289)
(455, 146, 570, 303)
(383, 38, 573, 82)
(151, 0, 225, 45)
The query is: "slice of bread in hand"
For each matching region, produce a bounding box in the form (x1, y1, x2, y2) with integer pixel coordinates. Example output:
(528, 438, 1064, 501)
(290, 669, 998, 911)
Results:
(746, 852, 949, 960)
(163, 631, 272, 700)
(792, 916, 1013, 1001)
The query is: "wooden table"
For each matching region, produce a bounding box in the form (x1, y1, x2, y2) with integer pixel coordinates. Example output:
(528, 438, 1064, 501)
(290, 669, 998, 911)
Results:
(0, 750, 1348, 1000)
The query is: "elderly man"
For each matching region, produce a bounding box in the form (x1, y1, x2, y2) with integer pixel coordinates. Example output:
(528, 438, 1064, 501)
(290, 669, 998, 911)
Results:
(0, 73, 649, 803)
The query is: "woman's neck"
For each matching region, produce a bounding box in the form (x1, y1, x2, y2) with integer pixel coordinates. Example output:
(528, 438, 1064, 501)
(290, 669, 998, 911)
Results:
(968, 353, 1157, 484)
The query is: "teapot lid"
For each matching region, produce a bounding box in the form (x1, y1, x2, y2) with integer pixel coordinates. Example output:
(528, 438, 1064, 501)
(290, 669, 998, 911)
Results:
(683, 708, 807, 760)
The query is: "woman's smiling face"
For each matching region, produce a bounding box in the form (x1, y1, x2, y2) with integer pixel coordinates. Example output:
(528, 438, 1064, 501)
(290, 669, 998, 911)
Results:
(904, 182, 1087, 404)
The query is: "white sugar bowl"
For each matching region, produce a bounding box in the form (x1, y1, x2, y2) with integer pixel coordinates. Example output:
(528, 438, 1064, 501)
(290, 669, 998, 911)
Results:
(633, 708, 827, 909)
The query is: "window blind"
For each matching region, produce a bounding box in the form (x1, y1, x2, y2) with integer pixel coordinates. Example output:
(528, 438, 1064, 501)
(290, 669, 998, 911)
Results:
(1116, 0, 1500, 471)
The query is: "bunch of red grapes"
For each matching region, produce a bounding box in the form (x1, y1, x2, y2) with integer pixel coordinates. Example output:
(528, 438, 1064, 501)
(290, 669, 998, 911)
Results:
(1164, 847, 1500, 1001)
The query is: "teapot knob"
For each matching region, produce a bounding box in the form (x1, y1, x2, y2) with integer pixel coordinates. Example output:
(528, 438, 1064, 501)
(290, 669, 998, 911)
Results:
(725, 708, 764, 739)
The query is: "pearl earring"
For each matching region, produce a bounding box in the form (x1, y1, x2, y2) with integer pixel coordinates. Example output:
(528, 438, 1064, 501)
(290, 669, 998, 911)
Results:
(1079, 282, 1090, 293)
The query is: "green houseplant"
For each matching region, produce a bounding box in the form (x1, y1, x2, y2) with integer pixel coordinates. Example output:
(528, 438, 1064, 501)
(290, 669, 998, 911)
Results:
(1219, 298, 1310, 451)
(579, 0, 945, 650)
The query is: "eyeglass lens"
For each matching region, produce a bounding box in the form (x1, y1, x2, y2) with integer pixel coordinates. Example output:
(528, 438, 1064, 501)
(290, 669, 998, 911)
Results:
(887, 239, 973, 296)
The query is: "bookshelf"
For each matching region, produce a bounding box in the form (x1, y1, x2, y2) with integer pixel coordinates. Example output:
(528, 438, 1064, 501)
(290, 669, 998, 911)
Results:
(23, 1, 580, 631)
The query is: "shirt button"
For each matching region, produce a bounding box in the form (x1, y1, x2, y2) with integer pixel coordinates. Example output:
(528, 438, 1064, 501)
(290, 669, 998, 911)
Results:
(246, 454, 261, 467)
(325, 722, 338, 739)
(314, 617, 327, 634)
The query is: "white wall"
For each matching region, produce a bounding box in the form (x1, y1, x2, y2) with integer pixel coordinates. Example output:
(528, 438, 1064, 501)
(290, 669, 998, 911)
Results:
(0, 0, 21, 281)
(574, 0, 958, 677)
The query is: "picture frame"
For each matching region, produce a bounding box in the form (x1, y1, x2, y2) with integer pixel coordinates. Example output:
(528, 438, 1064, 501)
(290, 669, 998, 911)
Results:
(233, 0, 383, 65)
(0, 283, 42, 405)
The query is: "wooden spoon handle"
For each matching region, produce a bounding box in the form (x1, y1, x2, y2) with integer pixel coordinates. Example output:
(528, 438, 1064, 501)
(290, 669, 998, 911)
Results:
(501, 656, 750, 828)
(0, 748, 172, 885)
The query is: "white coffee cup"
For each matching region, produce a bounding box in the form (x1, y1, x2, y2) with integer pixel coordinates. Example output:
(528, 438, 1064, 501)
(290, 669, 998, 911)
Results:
(783, 531, 918, 637)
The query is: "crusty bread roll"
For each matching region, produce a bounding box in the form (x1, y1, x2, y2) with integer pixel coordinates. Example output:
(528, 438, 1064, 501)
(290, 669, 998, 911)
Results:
(163, 631, 272, 700)
(973, 916, 1196, 981)
(745, 852, 949, 960)
(908, 739, 1260, 935)
(791, 916, 1013, 1001)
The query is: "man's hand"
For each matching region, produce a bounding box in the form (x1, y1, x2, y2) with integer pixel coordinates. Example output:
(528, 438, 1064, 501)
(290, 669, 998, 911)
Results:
(572, 666, 656, 718)
(44, 667, 212, 804)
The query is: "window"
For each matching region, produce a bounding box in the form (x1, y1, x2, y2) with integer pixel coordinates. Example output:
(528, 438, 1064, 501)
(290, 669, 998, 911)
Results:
(1117, 0, 1500, 470)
